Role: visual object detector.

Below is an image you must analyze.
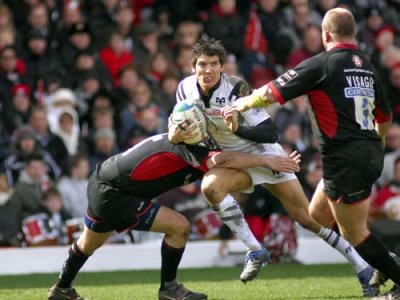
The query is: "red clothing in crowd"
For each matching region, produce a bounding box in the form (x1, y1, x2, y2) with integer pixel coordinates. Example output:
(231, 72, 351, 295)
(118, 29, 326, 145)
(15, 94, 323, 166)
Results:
(99, 47, 134, 87)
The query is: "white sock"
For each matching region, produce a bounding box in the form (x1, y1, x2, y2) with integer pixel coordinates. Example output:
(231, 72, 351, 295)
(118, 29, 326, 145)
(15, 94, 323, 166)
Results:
(212, 194, 260, 251)
(318, 227, 368, 273)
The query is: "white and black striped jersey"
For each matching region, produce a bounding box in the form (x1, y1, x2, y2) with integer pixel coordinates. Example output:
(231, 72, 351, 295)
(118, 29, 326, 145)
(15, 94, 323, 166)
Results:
(176, 73, 270, 152)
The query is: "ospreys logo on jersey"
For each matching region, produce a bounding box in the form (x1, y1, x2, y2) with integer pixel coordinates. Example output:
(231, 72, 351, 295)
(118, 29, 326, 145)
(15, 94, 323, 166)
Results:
(215, 97, 226, 105)
(352, 55, 363, 67)
(276, 70, 298, 86)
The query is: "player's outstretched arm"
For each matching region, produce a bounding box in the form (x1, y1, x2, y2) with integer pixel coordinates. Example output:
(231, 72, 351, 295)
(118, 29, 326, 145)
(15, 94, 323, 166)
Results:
(207, 151, 301, 173)
(231, 84, 278, 112)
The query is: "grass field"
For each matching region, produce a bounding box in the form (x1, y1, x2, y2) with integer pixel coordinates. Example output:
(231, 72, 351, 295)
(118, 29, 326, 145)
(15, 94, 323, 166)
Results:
(0, 264, 390, 300)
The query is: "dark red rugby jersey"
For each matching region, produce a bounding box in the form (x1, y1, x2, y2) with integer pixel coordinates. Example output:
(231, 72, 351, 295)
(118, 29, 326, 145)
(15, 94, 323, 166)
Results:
(268, 43, 392, 155)
(97, 133, 219, 199)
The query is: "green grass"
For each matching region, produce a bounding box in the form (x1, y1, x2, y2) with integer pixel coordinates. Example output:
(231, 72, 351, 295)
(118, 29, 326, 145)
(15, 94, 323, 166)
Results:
(0, 264, 390, 300)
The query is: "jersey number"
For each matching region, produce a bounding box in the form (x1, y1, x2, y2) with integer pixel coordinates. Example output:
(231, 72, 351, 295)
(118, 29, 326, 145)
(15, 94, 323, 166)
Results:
(353, 96, 375, 130)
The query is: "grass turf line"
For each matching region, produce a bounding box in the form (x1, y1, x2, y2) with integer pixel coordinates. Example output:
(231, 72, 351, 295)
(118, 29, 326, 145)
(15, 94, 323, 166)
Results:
(0, 264, 389, 300)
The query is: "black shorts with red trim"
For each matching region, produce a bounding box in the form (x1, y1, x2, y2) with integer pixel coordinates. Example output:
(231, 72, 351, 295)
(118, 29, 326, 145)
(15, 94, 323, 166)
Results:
(322, 140, 384, 204)
(85, 172, 160, 233)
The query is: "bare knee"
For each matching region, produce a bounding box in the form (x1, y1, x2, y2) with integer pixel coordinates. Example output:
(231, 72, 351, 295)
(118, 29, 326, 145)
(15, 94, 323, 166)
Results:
(77, 229, 112, 255)
(170, 216, 190, 240)
(201, 174, 224, 204)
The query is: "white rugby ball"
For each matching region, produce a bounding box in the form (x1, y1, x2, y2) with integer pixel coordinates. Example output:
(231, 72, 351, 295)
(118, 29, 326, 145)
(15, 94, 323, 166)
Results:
(172, 100, 207, 144)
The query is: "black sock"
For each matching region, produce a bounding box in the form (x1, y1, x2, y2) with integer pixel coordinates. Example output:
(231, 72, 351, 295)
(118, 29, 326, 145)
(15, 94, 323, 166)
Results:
(355, 234, 400, 284)
(160, 240, 185, 290)
(56, 241, 90, 288)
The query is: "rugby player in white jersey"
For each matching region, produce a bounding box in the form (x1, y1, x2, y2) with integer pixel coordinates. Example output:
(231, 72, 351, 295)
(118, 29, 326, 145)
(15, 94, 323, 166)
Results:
(169, 38, 377, 295)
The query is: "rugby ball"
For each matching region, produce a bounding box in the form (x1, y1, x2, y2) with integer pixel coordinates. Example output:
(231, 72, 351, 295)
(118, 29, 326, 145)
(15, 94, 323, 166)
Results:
(172, 100, 207, 144)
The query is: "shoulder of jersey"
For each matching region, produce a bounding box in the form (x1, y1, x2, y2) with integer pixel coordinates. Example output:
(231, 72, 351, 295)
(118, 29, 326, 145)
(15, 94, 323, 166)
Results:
(177, 75, 197, 102)
(224, 73, 243, 86)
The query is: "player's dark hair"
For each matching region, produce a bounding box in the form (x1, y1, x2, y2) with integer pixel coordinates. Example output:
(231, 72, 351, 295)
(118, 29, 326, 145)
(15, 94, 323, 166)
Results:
(191, 38, 226, 67)
(323, 8, 356, 38)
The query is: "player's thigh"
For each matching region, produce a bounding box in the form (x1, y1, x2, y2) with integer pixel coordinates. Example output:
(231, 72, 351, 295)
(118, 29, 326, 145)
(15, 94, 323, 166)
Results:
(149, 205, 190, 236)
(309, 179, 335, 227)
(328, 199, 371, 245)
(77, 226, 113, 254)
(202, 167, 252, 194)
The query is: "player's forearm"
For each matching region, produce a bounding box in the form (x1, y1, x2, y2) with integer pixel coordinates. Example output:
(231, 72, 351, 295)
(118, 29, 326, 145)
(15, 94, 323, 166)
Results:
(235, 85, 277, 112)
(207, 151, 267, 169)
(375, 119, 392, 145)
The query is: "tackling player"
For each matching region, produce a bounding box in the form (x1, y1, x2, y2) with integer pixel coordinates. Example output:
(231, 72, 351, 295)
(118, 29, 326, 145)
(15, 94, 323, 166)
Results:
(173, 37, 378, 295)
(229, 8, 400, 299)
(48, 129, 300, 300)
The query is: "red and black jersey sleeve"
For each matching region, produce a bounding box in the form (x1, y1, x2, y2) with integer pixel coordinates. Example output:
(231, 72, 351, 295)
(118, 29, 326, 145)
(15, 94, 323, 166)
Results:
(268, 54, 325, 104)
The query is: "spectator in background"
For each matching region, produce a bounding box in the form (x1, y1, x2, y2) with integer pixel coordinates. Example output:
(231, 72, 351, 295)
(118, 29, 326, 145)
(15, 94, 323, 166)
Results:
(170, 21, 201, 58)
(114, 2, 136, 51)
(4, 126, 61, 186)
(285, 24, 322, 69)
(205, 0, 245, 58)
(54, 109, 86, 157)
(144, 51, 175, 88)
(371, 25, 396, 70)
(7, 154, 52, 228)
(99, 29, 134, 87)
(119, 80, 163, 145)
(113, 64, 141, 112)
(86, 107, 117, 151)
(57, 154, 89, 219)
(358, 7, 384, 56)
(132, 21, 160, 70)
(175, 47, 193, 77)
(28, 105, 69, 175)
(74, 70, 102, 120)
(134, 106, 165, 137)
(70, 49, 112, 90)
(157, 71, 180, 114)
(38, 187, 72, 245)
(0, 4, 18, 48)
(26, 3, 60, 51)
(256, 0, 285, 64)
(4, 83, 32, 134)
(45, 88, 79, 134)
(0, 45, 26, 103)
(88, 128, 119, 173)
(60, 22, 93, 72)
(23, 29, 60, 87)
(85, 0, 119, 50)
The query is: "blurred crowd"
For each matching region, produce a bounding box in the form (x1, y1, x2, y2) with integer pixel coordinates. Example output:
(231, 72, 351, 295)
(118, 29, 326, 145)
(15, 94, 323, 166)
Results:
(0, 0, 399, 259)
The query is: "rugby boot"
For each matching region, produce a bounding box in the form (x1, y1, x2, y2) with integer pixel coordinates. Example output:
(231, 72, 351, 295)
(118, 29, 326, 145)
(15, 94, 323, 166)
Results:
(48, 285, 84, 300)
(240, 245, 270, 283)
(159, 280, 207, 300)
(357, 266, 379, 297)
